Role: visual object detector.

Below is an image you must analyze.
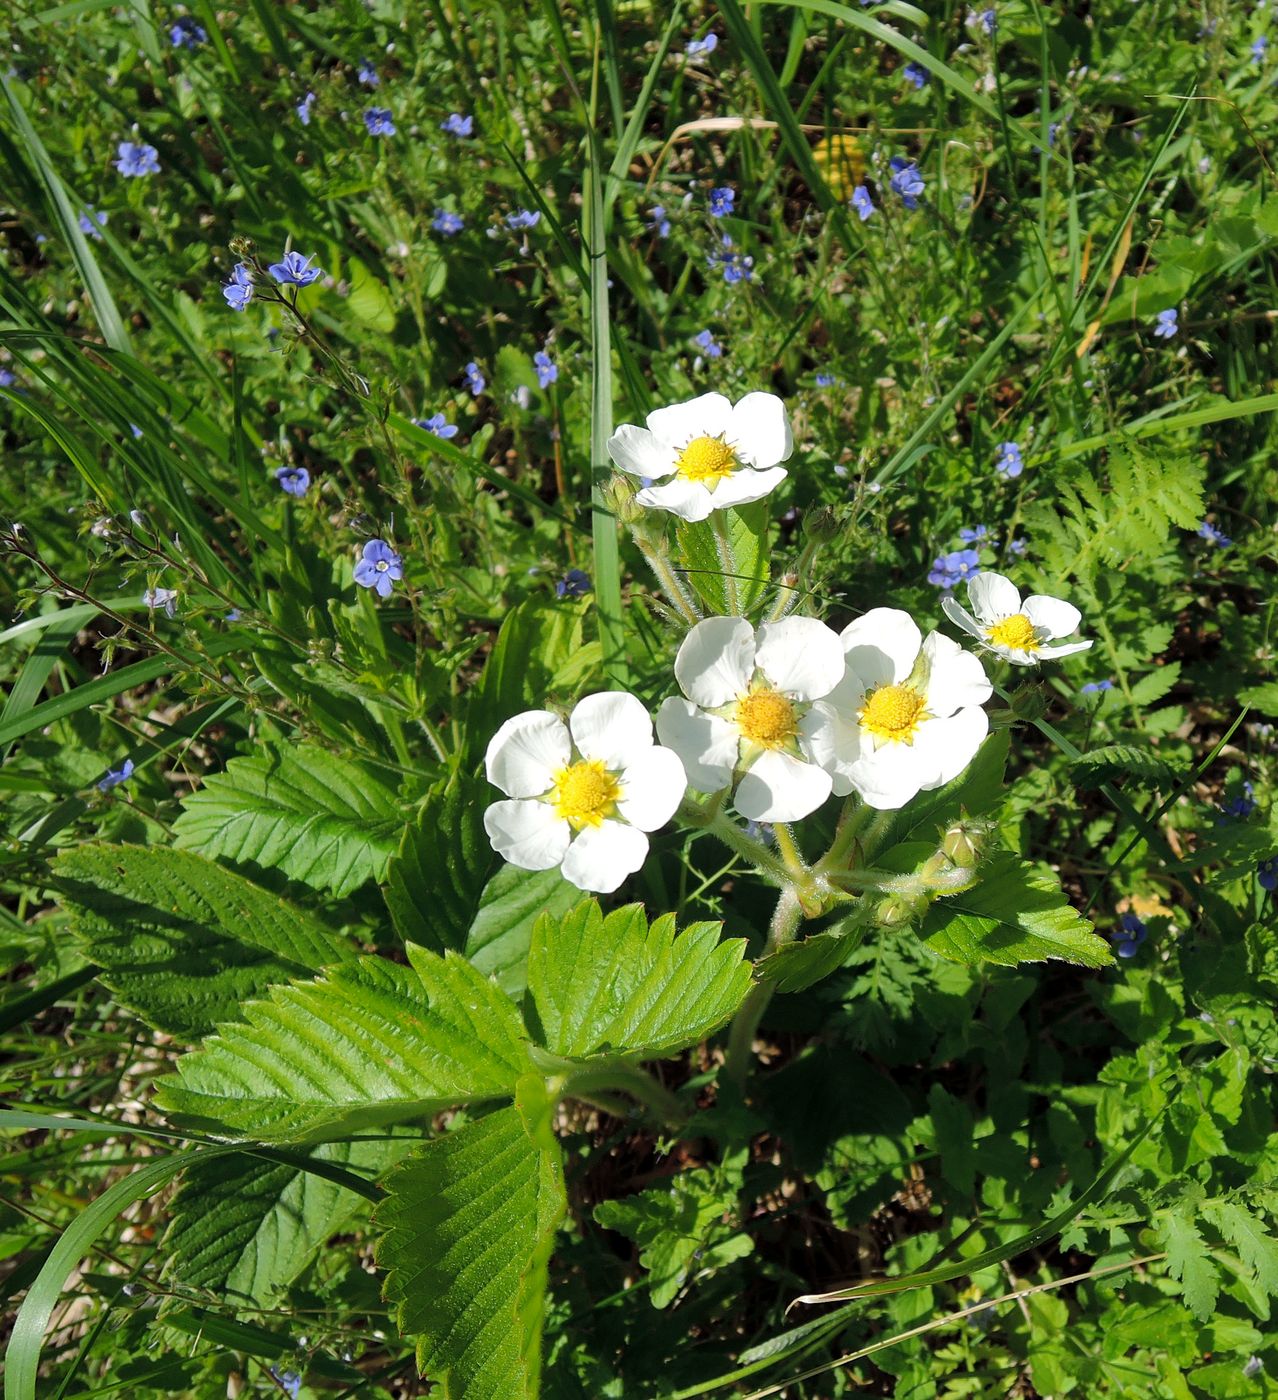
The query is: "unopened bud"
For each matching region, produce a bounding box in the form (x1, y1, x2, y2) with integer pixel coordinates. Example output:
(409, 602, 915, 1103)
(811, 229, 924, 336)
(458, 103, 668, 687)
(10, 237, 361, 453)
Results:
(875, 893, 920, 928)
(803, 505, 840, 543)
(228, 235, 255, 258)
(602, 472, 646, 527)
(940, 819, 989, 869)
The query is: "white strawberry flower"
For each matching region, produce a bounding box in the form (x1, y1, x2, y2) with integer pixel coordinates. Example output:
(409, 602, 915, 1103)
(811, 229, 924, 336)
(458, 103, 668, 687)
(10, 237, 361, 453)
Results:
(483, 692, 686, 894)
(942, 571, 1093, 666)
(804, 608, 992, 810)
(606, 390, 793, 522)
(656, 615, 846, 822)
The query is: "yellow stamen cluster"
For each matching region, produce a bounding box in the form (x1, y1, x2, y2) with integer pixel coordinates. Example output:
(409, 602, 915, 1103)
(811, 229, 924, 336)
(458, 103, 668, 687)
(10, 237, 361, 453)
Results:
(676, 434, 739, 485)
(551, 759, 621, 829)
(859, 683, 929, 744)
(735, 689, 797, 747)
(985, 613, 1040, 651)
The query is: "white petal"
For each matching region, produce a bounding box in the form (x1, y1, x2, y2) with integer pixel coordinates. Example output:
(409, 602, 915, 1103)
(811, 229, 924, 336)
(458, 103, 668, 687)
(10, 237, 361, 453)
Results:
(845, 744, 929, 810)
(910, 707, 989, 789)
(617, 745, 686, 831)
(734, 749, 832, 822)
(1023, 594, 1083, 639)
(570, 691, 654, 768)
(636, 478, 715, 522)
(920, 632, 992, 718)
(645, 392, 733, 448)
(726, 392, 793, 469)
(674, 615, 755, 708)
(656, 698, 739, 794)
(840, 607, 922, 689)
(560, 821, 649, 894)
(607, 424, 674, 481)
(706, 465, 788, 512)
(754, 616, 846, 701)
(1035, 639, 1094, 660)
(483, 799, 571, 870)
(800, 696, 865, 796)
(940, 595, 985, 643)
(966, 571, 1021, 623)
(986, 642, 1042, 666)
(485, 710, 569, 797)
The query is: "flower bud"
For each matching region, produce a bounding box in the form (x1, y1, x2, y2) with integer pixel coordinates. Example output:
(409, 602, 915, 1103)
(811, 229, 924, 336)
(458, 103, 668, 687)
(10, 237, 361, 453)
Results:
(603, 472, 646, 527)
(875, 893, 921, 927)
(228, 235, 255, 259)
(940, 819, 990, 869)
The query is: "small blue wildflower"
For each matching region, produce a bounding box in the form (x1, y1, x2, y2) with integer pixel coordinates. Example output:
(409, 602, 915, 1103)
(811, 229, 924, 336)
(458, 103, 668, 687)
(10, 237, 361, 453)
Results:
(708, 186, 735, 218)
(432, 208, 464, 236)
(441, 112, 473, 137)
(357, 59, 379, 87)
(269, 1371, 303, 1400)
(364, 107, 395, 137)
(1112, 911, 1147, 958)
(130, 424, 144, 439)
(927, 548, 981, 589)
(507, 209, 541, 230)
(902, 61, 929, 89)
(222, 263, 254, 310)
(79, 207, 108, 240)
(1252, 36, 1269, 63)
(849, 184, 875, 221)
(225, 609, 241, 622)
(994, 441, 1024, 479)
(1260, 857, 1278, 892)
(276, 465, 310, 497)
(142, 586, 178, 618)
(463, 362, 485, 396)
(1243, 1358, 1265, 1380)
(888, 157, 924, 209)
(0, 368, 15, 388)
(1153, 307, 1178, 339)
(1007, 536, 1028, 556)
(555, 569, 592, 599)
(685, 32, 718, 58)
(415, 412, 458, 439)
(647, 205, 671, 238)
(115, 141, 160, 177)
(534, 349, 558, 388)
(693, 329, 722, 359)
(297, 91, 316, 125)
(815, 372, 838, 387)
(1198, 519, 1232, 548)
(354, 539, 402, 598)
(967, 7, 996, 35)
(1080, 679, 1114, 694)
(958, 524, 990, 544)
(1217, 781, 1256, 823)
(169, 15, 206, 48)
(98, 758, 135, 793)
(268, 250, 323, 286)
(708, 234, 753, 285)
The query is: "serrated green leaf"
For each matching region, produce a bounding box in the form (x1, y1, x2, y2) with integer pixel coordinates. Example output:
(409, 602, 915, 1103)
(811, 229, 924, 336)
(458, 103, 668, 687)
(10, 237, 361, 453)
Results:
(1073, 743, 1178, 788)
(155, 947, 531, 1143)
(526, 900, 752, 1060)
(465, 863, 582, 997)
(1158, 1211, 1221, 1320)
(376, 1090, 565, 1399)
(1203, 1202, 1278, 1295)
(1238, 681, 1278, 717)
(675, 501, 769, 616)
(53, 844, 352, 1039)
(172, 742, 404, 898)
(755, 914, 869, 994)
(1127, 663, 1182, 709)
(921, 853, 1113, 969)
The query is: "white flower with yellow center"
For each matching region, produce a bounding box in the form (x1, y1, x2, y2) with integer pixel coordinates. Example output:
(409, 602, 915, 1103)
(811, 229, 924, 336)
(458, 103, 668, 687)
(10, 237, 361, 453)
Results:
(942, 572, 1093, 666)
(804, 608, 992, 810)
(606, 391, 793, 522)
(656, 615, 846, 822)
(483, 692, 686, 894)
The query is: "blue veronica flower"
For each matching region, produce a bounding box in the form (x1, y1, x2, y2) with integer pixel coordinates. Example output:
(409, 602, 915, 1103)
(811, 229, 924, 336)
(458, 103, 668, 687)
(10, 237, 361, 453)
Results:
(534, 349, 558, 388)
(903, 61, 929, 88)
(994, 440, 1023, 478)
(364, 107, 395, 137)
(1259, 856, 1278, 892)
(142, 586, 178, 617)
(685, 32, 718, 57)
(1111, 911, 1147, 958)
(507, 209, 540, 230)
(297, 91, 316, 125)
(708, 186, 735, 217)
(927, 548, 981, 589)
(647, 205, 671, 238)
(275, 465, 310, 497)
(967, 7, 996, 35)
(222, 263, 254, 310)
(79, 207, 108, 240)
(815, 372, 838, 387)
(1217, 781, 1256, 823)
(1153, 307, 1178, 339)
(708, 234, 753, 284)
(130, 424, 144, 439)
(98, 757, 135, 793)
(357, 59, 379, 87)
(432, 208, 464, 235)
(269, 1371, 303, 1400)
(415, 412, 458, 439)
(958, 524, 990, 544)
(116, 141, 160, 177)
(169, 15, 206, 48)
(1007, 536, 1027, 555)
(0, 368, 16, 388)
(888, 156, 924, 209)
(849, 184, 875, 221)
(1080, 679, 1114, 694)
(555, 568, 592, 598)
(353, 539, 403, 598)
(268, 250, 323, 285)
(693, 329, 722, 359)
(441, 112, 474, 137)
(463, 361, 485, 395)
(1252, 36, 1269, 63)
(1198, 519, 1232, 547)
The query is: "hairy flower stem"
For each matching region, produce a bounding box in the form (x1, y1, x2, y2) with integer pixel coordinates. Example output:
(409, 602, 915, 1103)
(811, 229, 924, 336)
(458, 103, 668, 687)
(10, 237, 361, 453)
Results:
(814, 796, 870, 875)
(723, 886, 804, 1091)
(633, 532, 703, 625)
(709, 511, 740, 614)
(559, 1062, 687, 1129)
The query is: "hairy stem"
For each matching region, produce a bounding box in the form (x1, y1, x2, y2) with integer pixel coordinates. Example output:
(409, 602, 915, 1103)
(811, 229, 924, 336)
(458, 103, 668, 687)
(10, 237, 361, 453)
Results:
(723, 886, 805, 1090)
(560, 1061, 686, 1129)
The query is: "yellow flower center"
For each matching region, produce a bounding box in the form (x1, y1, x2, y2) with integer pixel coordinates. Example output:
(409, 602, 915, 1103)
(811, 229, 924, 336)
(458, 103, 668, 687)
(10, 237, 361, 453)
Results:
(985, 613, 1040, 651)
(551, 759, 621, 830)
(676, 434, 739, 485)
(859, 683, 929, 744)
(735, 688, 797, 747)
